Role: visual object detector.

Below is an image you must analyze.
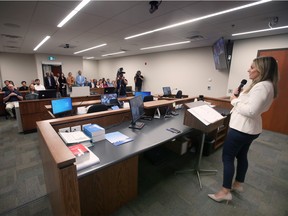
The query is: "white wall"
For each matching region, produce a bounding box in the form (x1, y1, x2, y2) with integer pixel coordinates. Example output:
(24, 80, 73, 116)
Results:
(0, 53, 37, 88)
(98, 47, 229, 97)
(227, 34, 288, 95)
(83, 59, 99, 81)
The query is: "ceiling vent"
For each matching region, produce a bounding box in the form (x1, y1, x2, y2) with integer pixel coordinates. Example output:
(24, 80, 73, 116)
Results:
(187, 35, 205, 41)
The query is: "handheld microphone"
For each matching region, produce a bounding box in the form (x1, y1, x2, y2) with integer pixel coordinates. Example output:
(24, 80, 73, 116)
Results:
(234, 79, 247, 97)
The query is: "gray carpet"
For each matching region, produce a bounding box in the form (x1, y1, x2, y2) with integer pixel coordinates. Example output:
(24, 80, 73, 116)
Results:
(0, 117, 287, 216)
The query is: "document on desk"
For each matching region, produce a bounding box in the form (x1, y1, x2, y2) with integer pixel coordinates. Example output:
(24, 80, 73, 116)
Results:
(188, 104, 224, 126)
(59, 131, 91, 144)
(105, 131, 133, 146)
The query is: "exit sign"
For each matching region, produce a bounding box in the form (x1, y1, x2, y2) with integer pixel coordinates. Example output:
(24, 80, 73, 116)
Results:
(48, 56, 56, 60)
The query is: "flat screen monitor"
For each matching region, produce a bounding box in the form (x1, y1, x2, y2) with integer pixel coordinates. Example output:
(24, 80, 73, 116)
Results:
(101, 93, 118, 106)
(128, 95, 145, 129)
(51, 97, 72, 115)
(212, 37, 229, 70)
(104, 87, 115, 94)
(162, 87, 171, 96)
(134, 91, 151, 100)
(38, 89, 57, 99)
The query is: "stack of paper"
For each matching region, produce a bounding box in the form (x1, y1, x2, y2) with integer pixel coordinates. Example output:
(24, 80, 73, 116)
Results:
(83, 124, 105, 142)
(59, 131, 91, 144)
(105, 131, 133, 146)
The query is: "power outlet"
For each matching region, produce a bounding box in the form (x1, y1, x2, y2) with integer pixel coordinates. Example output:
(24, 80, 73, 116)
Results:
(59, 127, 70, 133)
(71, 125, 81, 132)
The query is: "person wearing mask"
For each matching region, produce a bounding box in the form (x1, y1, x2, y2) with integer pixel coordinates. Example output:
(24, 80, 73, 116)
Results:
(134, 70, 144, 92)
(19, 81, 29, 91)
(116, 71, 128, 97)
(3, 84, 23, 118)
(34, 79, 46, 91)
(76, 70, 85, 86)
(208, 56, 279, 204)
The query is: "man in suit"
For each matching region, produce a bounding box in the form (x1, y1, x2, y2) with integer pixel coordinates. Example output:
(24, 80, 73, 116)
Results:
(44, 72, 57, 89)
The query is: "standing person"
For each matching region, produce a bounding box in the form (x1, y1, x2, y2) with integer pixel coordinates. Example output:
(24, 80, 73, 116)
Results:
(44, 72, 56, 89)
(19, 81, 29, 91)
(208, 56, 279, 203)
(76, 70, 85, 86)
(3, 84, 23, 118)
(134, 70, 144, 92)
(66, 72, 75, 92)
(58, 73, 67, 97)
(116, 71, 128, 97)
(116, 67, 124, 79)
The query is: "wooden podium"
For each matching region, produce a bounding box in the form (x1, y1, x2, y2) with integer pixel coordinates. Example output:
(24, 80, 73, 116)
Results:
(176, 101, 225, 189)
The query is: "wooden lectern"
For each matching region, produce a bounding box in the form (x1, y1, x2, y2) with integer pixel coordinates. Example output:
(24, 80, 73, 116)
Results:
(176, 101, 225, 189)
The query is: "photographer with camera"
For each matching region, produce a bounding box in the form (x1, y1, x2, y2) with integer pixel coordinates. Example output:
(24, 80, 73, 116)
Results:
(134, 70, 144, 92)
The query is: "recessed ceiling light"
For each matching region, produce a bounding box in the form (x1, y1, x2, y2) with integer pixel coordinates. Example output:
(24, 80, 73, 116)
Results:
(125, 0, 272, 40)
(74, 43, 107, 54)
(232, 25, 288, 36)
(140, 41, 190, 50)
(102, 51, 126, 57)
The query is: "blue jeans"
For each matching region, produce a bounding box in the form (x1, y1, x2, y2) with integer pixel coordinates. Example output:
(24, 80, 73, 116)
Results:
(222, 128, 259, 189)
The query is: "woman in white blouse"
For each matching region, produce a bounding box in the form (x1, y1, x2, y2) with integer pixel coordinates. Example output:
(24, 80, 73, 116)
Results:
(208, 56, 279, 204)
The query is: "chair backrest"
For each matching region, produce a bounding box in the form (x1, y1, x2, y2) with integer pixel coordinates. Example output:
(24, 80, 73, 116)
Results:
(175, 90, 182, 98)
(143, 95, 154, 102)
(87, 104, 108, 113)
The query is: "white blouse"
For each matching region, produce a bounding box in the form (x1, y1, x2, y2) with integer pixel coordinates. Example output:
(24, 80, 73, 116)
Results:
(229, 80, 274, 135)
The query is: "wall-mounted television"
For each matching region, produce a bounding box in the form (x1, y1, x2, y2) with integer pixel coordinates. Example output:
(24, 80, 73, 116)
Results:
(212, 37, 233, 70)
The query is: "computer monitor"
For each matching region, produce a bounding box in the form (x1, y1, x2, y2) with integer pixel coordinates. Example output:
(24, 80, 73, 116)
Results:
(51, 97, 73, 116)
(134, 91, 151, 100)
(101, 93, 118, 106)
(104, 87, 115, 94)
(128, 95, 145, 129)
(38, 89, 57, 99)
(162, 87, 171, 96)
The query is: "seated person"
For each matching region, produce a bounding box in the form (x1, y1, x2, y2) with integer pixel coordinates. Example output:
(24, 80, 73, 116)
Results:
(25, 84, 39, 100)
(3, 84, 23, 118)
(19, 81, 29, 91)
(34, 79, 46, 91)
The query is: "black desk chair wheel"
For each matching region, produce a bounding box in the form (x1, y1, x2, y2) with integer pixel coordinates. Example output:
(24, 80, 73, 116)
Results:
(87, 104, 108, 113)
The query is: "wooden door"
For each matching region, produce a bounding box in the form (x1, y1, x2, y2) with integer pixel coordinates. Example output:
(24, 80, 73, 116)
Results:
(258, 49, 288, 134)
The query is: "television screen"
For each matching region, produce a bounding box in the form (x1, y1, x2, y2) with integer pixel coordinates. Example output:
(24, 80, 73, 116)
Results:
(134, 91, 151, 100)
(129, 95, 145, 129)
(162, 87, 171, 96)
(104, 87, 115, 94)
(51, 97, 72, 115)
(101, 93, 118, 106)
(212, 37, 228, 70)
(38, 89, 57, 99)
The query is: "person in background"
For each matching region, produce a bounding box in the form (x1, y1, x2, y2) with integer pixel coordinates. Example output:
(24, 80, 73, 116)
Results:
(102, 80, 108, 88)
(208, 56, 279, 204)
(116, 67, 124, 79)
(2, 80, 10, 92)
(92, 79, 97, 88)
(44, 72, 56, 89)
(66, 72, 75, 92)
(58, 73, 67, 97)
(116, 71, 128, 97)
(107, 78, 113, 87)
(34, 79, 46, 91)
(76, 70, 85, 86)
(25, 84, 39, 100)
(19, 81, 29, 91)
(3, 84, 23, 118)
(134, 70, 144, 92)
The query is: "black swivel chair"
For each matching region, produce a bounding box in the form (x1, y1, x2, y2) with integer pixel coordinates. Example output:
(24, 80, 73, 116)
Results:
(175, 90, 183, 98)
(143, 95, 154, 102)
(87, 104, 108, 113)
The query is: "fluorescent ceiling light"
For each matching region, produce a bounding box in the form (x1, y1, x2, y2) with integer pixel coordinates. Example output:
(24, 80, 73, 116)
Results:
(102, 51, 126, 57)
(232, 25, 288, 36)
(125, 0, 272, 40)
(84, 57, 95, 59)
(74, 43, 107, 54)
(57, 0, 91, 28)
(140, 41, 191, 50)
(33, 36, 51, 51)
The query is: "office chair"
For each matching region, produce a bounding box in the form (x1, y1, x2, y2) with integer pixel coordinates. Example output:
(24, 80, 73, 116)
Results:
(175, 90, 183, 98)
(143, 95, 154, 102)
(87, 104, 108, 113)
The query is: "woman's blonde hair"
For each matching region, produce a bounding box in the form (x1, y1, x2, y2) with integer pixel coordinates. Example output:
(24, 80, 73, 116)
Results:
(245, 56, 279, 98)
